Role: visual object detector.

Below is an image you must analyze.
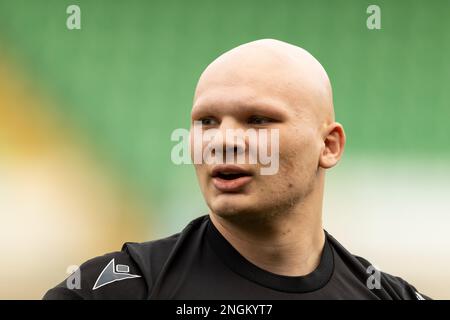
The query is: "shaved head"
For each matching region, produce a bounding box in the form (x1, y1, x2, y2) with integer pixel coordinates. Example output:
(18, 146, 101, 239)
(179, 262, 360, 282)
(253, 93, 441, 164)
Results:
(194, 39, 335, 127)
(191, 38, 345, 223)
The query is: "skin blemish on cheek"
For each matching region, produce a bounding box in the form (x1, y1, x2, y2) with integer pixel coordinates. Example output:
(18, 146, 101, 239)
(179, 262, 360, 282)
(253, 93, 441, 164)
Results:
(288, 183, 293, 188)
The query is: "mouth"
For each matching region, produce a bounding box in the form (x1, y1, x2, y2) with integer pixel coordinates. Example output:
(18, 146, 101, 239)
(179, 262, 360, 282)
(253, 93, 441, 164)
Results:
(211, 165, 253, 192)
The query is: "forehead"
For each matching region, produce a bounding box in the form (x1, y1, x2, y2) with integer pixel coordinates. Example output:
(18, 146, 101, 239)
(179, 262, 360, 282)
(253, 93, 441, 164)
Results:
(192, 84, 292, 117)
(191, 47, 331, 123)
(191, 41, 333, 128)
(192, 73, 321, 123)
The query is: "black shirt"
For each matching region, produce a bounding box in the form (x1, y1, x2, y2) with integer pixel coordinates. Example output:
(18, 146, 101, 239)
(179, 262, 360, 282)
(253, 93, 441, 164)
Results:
(43, 215, 429, 300)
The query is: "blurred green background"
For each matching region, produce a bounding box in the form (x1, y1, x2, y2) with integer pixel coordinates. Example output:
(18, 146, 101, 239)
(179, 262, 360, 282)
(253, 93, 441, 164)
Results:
(0, 0, 449, 299)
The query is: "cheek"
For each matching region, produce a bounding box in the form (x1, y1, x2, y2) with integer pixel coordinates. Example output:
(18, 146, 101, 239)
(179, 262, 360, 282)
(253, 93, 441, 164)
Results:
(193, 163, 207, 180)
(278, 129, 320, 175)
(194, 164, 211, 198)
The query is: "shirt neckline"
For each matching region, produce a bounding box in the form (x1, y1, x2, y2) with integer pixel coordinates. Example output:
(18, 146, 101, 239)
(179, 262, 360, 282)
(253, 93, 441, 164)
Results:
(205, 216, 334, 293)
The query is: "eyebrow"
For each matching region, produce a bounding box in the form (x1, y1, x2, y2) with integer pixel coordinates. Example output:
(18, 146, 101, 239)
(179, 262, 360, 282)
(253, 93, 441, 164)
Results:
(191, 98, 290, 120)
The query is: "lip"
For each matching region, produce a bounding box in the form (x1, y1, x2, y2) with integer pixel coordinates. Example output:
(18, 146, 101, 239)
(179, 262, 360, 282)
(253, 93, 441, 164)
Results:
(211, 165, 253, 192)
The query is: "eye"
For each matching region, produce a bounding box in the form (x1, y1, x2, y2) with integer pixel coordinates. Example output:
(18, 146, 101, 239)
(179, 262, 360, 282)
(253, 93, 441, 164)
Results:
(198, 117, 219, 126)
(248, 115, 273, 125)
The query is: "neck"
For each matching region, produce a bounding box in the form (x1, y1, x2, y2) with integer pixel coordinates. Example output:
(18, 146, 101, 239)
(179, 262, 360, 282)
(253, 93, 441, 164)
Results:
(209, 180, 325, 277)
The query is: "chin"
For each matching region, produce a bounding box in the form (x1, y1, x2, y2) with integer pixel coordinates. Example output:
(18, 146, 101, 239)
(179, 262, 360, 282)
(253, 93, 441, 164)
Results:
(209, 195, 264, 219)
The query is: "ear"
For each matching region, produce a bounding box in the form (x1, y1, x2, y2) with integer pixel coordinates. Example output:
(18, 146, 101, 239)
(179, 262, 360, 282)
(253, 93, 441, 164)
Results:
(319, 122, 346, 169)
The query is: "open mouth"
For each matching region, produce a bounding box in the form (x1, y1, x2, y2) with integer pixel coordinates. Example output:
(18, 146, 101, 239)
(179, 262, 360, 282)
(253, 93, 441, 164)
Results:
(211, 165, 252, 180)
(211, 165, 253, 192)
(214, 172, 250, 180)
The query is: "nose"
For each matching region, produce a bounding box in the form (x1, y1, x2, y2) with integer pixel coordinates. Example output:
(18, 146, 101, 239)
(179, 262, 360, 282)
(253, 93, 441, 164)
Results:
(211, 117, 246, 160)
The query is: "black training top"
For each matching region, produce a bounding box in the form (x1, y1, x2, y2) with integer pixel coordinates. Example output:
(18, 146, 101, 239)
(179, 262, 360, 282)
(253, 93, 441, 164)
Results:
(43, 215, 429, 300)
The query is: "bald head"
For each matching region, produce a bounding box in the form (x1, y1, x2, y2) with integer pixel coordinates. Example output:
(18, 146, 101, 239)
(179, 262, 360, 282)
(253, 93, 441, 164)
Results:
(191, 39, 346, 223)
(193, 39, 335, 126)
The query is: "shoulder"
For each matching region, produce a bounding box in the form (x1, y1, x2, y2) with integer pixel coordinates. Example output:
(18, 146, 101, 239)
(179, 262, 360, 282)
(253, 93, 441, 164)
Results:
(326, 232, 431, 300)
(43, 249, 147, 300)
(354, 255, 431, 300)
(43, 215, 209, 300)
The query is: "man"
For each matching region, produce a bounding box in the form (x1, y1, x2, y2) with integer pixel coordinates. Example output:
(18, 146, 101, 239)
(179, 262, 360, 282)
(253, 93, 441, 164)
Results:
(44, 39, 429, 299)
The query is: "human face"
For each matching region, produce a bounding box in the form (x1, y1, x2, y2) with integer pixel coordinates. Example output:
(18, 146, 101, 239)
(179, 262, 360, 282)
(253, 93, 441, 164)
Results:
(191, 78, 324, 220)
